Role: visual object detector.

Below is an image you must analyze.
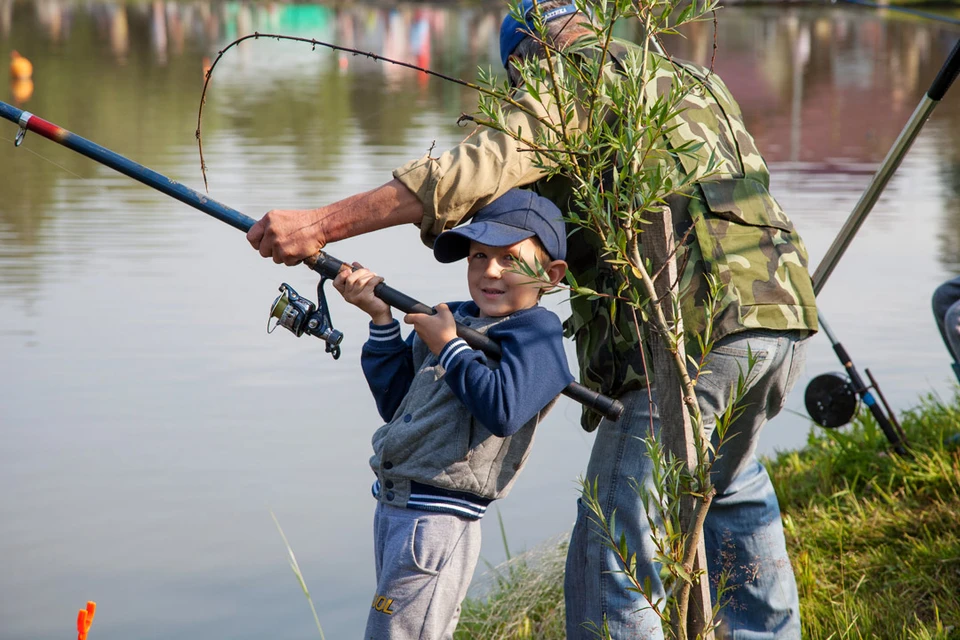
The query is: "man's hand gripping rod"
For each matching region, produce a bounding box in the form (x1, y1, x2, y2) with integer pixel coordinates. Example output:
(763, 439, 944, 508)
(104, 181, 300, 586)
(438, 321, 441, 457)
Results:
(0, 99, 624, 423)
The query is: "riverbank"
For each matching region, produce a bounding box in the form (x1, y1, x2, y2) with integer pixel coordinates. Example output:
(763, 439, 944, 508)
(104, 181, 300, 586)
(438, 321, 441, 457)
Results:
(454, 393, 960, 639)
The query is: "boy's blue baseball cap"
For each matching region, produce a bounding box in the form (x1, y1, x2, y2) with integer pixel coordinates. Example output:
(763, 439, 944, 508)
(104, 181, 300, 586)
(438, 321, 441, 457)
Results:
(433, 189, 567, 263)
(499, 0, 580, 68)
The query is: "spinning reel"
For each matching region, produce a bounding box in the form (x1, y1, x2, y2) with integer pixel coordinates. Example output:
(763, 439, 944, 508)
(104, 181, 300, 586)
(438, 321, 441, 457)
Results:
(804, 372, 860, 429)
(804, 367, 905, 454)
(802, 315, 909, 456)
(267, 279, 343, 359)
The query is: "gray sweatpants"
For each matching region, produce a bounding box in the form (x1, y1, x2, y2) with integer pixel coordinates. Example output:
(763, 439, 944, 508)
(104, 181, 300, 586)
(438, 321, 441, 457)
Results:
(364, 502, 481, 640)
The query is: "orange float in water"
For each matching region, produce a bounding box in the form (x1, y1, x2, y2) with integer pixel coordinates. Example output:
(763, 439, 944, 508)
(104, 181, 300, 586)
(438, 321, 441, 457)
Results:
(11, 78, 33, 105)
(10, 50, 33, 80)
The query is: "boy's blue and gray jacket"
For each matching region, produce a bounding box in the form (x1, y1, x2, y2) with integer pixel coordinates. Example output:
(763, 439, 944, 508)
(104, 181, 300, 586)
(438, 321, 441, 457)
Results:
(361, 301, 574, 519)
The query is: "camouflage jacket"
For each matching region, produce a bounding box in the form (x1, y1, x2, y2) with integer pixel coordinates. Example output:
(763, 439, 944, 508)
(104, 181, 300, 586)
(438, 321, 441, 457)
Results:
(394, 38, 818, 430)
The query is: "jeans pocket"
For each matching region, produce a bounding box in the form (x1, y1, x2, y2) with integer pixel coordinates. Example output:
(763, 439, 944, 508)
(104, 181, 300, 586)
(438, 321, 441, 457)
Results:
(776, 337, 809, 413)
(408, 515, 452, 576)
(709, 330, 775, 359)
(699, 333, 774, 392)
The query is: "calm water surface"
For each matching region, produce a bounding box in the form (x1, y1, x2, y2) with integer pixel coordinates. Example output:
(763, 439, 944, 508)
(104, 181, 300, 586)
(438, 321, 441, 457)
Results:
(1, 2, 959, 637)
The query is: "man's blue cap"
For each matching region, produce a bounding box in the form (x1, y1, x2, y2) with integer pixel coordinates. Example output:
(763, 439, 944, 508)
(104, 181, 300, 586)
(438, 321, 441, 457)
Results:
(499, 1, 580, 69)
(433, 189, 567, 263)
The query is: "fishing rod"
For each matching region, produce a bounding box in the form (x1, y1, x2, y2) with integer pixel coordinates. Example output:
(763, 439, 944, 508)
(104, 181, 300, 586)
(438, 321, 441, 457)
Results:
(804, 36, 959, 454)
(805, 317, 909, 456)
(0, 100, 624, 423)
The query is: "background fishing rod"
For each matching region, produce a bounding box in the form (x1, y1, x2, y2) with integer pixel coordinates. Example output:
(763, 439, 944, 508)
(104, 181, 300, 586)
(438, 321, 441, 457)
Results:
(0, 99, 624, 423)
(803, 35, 959, 454)
(813, 36, 959, 292)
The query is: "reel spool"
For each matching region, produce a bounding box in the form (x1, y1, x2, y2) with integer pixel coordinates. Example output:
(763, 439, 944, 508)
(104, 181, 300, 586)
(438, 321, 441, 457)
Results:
(804, 372, 859, 429)
(267, 281, 343, 359)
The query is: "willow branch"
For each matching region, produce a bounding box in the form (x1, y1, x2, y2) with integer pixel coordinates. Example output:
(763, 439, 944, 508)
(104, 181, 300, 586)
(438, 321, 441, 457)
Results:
(531, 8, 575, 165)
(676, 485, 716, 627)
(710, 10, 719, 75)
(461, 114, 592, 160)
(585, 16, 619, 133)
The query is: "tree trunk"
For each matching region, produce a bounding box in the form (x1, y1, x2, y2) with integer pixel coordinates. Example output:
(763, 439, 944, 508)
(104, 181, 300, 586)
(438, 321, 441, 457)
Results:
(640, 206, 715, 640)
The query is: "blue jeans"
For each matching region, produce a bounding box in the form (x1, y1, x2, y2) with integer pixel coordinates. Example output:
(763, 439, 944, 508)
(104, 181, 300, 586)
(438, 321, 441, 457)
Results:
(565, 330, 808, 640)
(932, 276, 960, 383)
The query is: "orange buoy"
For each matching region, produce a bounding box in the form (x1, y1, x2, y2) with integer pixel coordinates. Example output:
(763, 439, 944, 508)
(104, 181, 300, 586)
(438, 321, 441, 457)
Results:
(11, 78, 33, 105)
(10, 50, 33, 80)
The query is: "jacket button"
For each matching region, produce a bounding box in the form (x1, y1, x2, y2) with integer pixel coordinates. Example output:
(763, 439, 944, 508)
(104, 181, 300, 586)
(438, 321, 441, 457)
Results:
(403, 414, 412, 422)
(385, 480, 394, 489)
(386, 491, 395, 501)
(383, 461, 393, 470)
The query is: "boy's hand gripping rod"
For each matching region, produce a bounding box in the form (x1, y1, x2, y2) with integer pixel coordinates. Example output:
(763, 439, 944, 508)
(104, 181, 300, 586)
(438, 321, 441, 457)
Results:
(306, 254, 622, 423)
(1, 100, 624, 422)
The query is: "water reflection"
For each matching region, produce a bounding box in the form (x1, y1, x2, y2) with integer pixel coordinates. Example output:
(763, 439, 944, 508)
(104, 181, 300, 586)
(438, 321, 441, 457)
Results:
(1, 2, 957, 268)
(4, 0, 502, 74)
(936, 144, 960, 269)
(1, 2, 959, 638)
(657, 9, 960, 173)
(0, 0, 505, 275)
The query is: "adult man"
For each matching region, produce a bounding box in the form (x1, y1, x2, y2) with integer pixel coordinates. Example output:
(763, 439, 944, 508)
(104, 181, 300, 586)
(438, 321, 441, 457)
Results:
(248, 2, 817, 637)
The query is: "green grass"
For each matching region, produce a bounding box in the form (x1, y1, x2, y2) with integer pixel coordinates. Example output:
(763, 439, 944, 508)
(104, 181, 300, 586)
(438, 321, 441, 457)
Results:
(456, 533, 568, 639)
(771, 395, 960, 639)
(455, 393, 960, 639)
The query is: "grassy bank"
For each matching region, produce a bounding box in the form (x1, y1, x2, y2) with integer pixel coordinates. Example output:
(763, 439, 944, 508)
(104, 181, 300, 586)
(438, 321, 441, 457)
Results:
(455, 394, 960, 639)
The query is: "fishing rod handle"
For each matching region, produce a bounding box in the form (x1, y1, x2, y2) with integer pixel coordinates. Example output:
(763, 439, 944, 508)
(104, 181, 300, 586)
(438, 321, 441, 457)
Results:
(831, 341, 909, 456)
(312, 251, 505, 355)
(310, 251, 625, 422)
(929, 37, 960, 102)
(310, 253, 431, 313)
(562, 384, 625, 422)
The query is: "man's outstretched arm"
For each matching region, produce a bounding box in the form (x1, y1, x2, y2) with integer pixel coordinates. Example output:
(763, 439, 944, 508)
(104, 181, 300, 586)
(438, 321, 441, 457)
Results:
(248, 83, 561, 266)
(246, 178, 424, 265)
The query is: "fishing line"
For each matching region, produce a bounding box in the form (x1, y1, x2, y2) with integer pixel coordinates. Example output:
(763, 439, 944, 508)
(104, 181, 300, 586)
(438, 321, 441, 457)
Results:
(2, 135, 84, 179)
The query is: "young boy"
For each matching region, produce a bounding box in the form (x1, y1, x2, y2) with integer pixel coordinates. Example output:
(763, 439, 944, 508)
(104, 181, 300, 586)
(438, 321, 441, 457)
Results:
(332, 188, 574, 639)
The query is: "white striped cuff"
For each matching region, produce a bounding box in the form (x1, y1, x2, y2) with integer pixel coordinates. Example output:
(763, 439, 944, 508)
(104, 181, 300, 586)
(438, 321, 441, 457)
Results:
(368, 320, 401, 342)
(439, 338, 471, 370)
